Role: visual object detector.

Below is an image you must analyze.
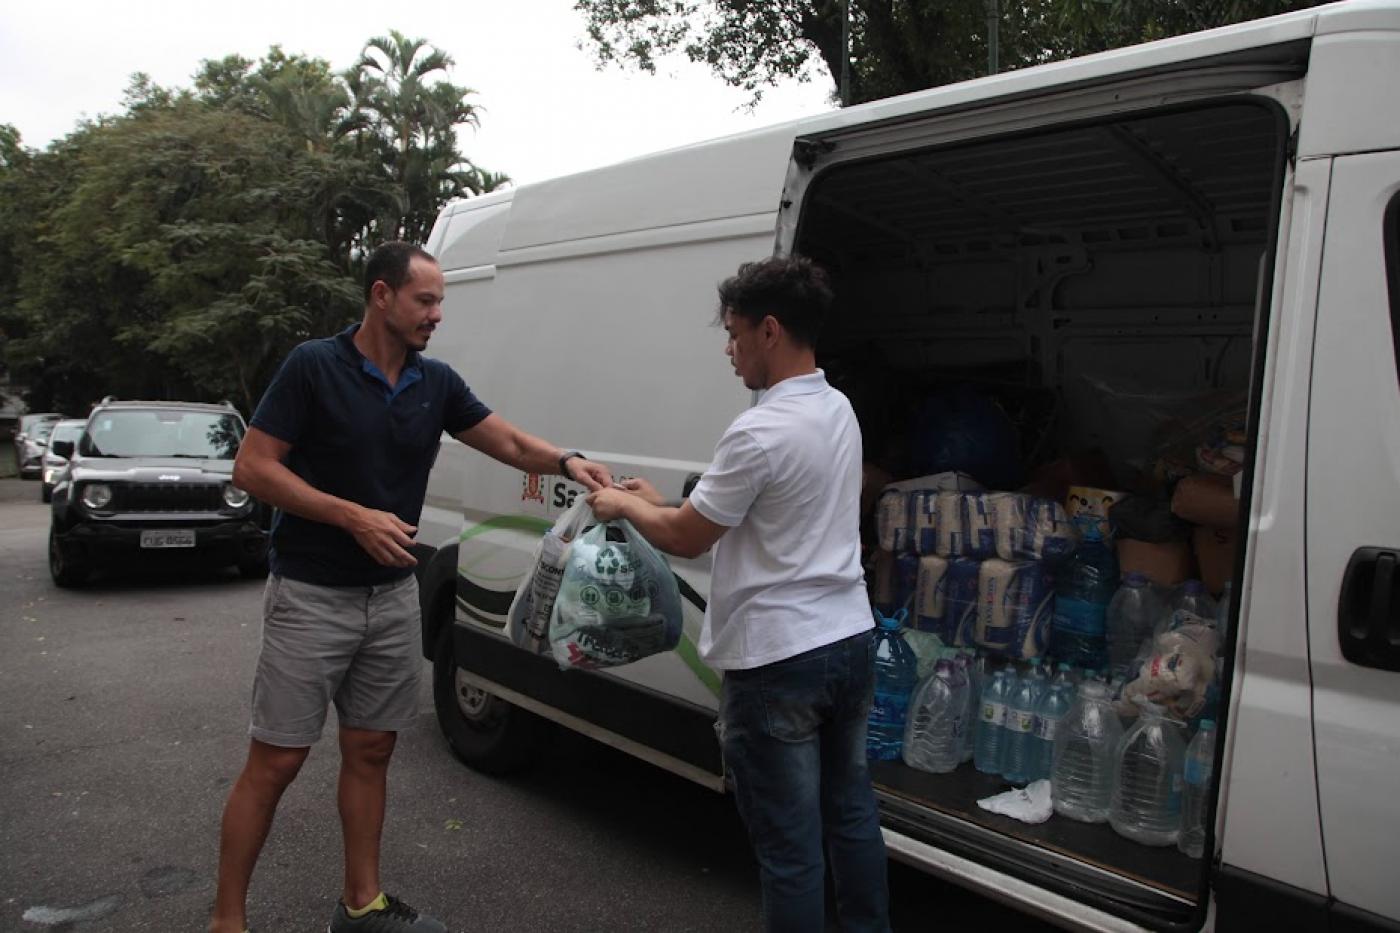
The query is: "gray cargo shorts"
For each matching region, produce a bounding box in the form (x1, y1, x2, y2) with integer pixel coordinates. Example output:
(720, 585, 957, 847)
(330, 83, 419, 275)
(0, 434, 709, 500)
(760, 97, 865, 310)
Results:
(250, 573, 422, 747)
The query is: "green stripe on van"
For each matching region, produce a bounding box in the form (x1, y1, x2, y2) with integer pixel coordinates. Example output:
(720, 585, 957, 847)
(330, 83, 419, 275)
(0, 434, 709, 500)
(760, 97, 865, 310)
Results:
(459, 514, 553, 542)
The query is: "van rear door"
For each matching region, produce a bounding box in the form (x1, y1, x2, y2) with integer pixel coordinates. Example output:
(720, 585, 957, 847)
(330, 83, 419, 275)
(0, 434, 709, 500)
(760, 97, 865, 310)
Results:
(1305, 150, 1400, 927)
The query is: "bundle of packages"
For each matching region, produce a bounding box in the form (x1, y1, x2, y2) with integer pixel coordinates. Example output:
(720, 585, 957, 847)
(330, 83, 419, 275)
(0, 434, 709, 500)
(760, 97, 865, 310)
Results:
(549, 519, 684, 671)
(914, 555, 950, 640)
(905, 492, 1077, 661)
(875, 472, 983, 554)
(986, 492, 1078, 564)
(944, 558, 982, 649)
(973, 559, 1055, 660)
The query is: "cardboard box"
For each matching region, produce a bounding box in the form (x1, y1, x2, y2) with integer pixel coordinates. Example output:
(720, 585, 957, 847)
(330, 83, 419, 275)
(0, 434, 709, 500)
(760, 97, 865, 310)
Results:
(1022, 450, 1117, 503)
(1172, 473, 1238, 528)
(1193, 525, 1238, 597)
(1117, 537, 1196, 588)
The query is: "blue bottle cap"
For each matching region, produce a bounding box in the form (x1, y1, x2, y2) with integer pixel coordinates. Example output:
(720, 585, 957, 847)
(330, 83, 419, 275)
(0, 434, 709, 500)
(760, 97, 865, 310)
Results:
(1199, 719, 1216, 730)
(1123, 571, 1149, 587)
(1183, 579, 1207, 595)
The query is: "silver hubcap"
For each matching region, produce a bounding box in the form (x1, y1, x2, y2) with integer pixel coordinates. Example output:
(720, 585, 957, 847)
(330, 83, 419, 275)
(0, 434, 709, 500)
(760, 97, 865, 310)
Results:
(453, 667, 490, 720)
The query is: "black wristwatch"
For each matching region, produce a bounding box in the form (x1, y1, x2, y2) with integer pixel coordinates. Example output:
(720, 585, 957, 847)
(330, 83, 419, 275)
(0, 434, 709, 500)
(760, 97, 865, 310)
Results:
(558, 450, 584, 480)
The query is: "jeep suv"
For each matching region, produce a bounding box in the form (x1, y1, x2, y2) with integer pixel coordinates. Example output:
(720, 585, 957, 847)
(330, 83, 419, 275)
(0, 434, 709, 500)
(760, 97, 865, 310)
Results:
(48, 399, 270, 587)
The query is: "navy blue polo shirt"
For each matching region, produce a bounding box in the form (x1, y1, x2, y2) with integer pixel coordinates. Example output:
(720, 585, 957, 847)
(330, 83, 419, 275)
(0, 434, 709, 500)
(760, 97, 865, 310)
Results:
(250, 324, 491, 586)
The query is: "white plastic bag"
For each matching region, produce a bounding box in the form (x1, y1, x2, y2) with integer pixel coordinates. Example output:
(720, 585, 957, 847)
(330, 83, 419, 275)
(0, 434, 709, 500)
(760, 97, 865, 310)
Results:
(507, 499, 594, 654)
(549, 518, 685, 670)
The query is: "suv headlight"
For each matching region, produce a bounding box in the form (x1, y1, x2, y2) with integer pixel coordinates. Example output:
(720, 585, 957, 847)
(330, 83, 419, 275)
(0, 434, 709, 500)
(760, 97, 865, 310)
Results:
(223, 484, 251, 509)
(81, 483, 113, 510)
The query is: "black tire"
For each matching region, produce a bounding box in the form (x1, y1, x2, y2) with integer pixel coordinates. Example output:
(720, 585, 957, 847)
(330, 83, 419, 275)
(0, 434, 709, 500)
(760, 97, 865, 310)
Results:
(237, 555, 269, 579)
(49, 529, 90, 588)
(431, 621, 540, 775)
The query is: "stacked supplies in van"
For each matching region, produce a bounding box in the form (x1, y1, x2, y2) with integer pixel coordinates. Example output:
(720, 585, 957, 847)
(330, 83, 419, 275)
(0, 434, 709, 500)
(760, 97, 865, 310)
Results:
(874, 478, 1079, 661)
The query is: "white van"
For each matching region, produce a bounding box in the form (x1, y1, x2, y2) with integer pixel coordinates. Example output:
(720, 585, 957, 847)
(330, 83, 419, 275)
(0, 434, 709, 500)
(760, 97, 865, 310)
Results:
(415, 3, 1400, 929)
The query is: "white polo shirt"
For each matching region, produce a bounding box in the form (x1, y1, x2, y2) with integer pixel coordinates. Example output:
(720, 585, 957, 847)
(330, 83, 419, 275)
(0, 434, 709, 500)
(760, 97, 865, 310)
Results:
(689, 370, 873, 670)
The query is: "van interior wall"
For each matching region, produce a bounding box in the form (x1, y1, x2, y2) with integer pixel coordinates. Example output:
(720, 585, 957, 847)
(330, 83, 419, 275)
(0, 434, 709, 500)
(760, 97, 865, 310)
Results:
(800, 101, 1281, 489)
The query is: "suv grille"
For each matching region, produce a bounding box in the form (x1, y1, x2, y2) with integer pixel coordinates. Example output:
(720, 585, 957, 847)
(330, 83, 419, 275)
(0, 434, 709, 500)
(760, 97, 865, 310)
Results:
(115, 482, 225, 512)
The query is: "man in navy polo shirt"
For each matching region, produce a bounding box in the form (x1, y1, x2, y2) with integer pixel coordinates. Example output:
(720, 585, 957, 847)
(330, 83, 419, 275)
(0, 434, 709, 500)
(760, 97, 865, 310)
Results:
(210, 242, 612, 933)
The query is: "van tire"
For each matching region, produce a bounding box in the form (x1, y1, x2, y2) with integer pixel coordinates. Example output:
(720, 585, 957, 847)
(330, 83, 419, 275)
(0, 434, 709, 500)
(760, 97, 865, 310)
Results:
(431, 623, 539, 775)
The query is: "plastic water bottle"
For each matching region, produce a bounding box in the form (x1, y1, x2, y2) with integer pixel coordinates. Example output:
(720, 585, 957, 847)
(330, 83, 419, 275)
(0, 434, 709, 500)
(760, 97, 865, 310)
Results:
(1052, 680, 1123, 823)
(1179, 720, 1218, 857)
(974, 668, 1012, 775)
(902, 658, 969, 774)
(1110, 702, 1186, 846)
(1166, 580, 1218, 628)
(1106, 573, 1160, 679)
(1031, 663, 1075, 782)
(867, 611, 920, 760)
(1050, 523, 1119, 670)
(1002, 660, 1046, 784)
(961, 652, 984, 763)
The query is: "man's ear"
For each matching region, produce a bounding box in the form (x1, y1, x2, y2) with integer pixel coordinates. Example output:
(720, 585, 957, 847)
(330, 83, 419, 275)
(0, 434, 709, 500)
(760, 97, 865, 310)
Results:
(762, 314, 783, 347)
(369, 278, 393, 309)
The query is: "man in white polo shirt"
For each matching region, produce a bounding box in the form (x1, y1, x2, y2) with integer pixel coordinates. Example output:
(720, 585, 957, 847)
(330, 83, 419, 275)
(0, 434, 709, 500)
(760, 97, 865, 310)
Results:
(587, 256, 889, 933)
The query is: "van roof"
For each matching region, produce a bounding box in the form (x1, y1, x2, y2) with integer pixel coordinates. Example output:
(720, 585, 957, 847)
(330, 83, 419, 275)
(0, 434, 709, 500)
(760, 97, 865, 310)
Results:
(434, 0, 1397, 263)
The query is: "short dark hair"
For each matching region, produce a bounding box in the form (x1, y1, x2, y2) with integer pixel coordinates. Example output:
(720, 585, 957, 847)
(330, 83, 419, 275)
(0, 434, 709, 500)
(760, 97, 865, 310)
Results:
(364, 241, 437, 302)
(716, 255, 834, 348)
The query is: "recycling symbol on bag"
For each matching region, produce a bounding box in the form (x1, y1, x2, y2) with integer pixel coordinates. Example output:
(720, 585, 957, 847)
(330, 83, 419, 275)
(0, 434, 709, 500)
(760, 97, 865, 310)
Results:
(595, 546, 623, 577)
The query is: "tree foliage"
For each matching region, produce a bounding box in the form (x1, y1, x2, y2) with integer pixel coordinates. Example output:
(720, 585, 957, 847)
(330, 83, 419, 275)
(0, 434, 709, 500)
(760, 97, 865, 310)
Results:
(575, 0, 1328, 104)
(0, 37, 505, 415)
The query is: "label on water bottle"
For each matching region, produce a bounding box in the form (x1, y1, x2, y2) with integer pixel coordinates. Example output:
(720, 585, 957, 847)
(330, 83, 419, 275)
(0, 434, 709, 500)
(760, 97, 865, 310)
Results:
(1034, 716, 1059, 742)
(1053, 597, 1108, 636)
(1008, 710, 1035, 734)
(981, 701, 1006, 726)
(872, 690, 911, 726)
(1184, 758, 1211, 786)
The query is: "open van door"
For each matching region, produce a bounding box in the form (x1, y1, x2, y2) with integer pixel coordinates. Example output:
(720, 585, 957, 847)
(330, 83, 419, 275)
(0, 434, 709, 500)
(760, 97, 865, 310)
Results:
(773, 40, 1312, 932)
(1305, 150, 1400, 929)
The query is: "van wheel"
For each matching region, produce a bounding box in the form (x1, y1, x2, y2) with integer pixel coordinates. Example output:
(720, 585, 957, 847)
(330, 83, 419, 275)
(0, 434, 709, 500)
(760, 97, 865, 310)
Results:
(237, 553, 269, 579)
(49, 530, 89, 588)
(432, 623, 539, 775)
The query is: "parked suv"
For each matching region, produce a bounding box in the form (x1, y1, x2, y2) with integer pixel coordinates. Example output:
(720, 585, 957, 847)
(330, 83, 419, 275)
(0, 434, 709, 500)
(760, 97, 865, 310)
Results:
(14, 412, 62, 477)
(48, 399, 270, 587)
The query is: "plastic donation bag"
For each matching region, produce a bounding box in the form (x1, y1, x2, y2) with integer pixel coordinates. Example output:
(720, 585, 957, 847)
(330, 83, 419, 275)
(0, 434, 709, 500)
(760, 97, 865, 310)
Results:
(549, 516, 685, 671)
(507, 499, 595, 654)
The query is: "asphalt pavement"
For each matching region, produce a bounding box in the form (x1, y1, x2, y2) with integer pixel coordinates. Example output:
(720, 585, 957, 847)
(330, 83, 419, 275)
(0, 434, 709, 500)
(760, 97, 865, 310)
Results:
(0, 478, 1051, 932)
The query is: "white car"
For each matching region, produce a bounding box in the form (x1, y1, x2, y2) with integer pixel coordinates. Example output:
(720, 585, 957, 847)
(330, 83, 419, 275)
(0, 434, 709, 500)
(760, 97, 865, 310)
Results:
(14, 413, 61, 478)
(39, 419, 86, 502)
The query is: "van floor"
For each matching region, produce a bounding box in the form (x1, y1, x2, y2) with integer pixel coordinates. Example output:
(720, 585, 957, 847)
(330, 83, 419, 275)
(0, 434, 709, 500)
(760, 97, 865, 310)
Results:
(871, 761, 1198, 900)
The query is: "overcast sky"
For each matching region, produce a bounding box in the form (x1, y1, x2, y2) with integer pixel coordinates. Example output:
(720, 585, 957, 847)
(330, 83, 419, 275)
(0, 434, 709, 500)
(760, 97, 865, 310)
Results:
(0, 0, 835, 185)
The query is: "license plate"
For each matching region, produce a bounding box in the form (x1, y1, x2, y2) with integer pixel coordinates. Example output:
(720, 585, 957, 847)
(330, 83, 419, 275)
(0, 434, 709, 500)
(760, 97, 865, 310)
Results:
(140, 529, 196, 549)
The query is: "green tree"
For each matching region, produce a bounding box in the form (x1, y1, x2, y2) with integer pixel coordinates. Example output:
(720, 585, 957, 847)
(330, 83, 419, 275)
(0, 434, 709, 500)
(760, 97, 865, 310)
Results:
(3, 36, 509, 414)
(575, 0, 1329, 105)
(351, 30, 506, 243)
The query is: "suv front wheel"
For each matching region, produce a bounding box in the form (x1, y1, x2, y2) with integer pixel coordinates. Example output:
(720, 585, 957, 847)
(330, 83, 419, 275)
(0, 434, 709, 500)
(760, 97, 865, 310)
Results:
(49, 529, 90, 588)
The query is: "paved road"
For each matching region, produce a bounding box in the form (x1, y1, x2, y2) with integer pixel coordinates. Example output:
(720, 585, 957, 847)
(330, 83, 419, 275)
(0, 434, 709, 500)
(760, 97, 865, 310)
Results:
(0, 479, 1052, 932)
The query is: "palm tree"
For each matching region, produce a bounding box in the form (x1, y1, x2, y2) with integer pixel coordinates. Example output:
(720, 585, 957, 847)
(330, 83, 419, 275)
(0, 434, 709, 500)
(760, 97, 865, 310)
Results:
(350, 30, 499, 243)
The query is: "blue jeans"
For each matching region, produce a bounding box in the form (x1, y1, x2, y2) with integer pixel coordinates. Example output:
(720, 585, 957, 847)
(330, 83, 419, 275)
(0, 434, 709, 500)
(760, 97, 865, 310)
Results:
(720, 630, 890, 933)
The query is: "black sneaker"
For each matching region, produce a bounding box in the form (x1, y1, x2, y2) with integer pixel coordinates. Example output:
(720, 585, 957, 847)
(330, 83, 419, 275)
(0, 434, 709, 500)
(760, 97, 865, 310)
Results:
(327, 895, 447, 933)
